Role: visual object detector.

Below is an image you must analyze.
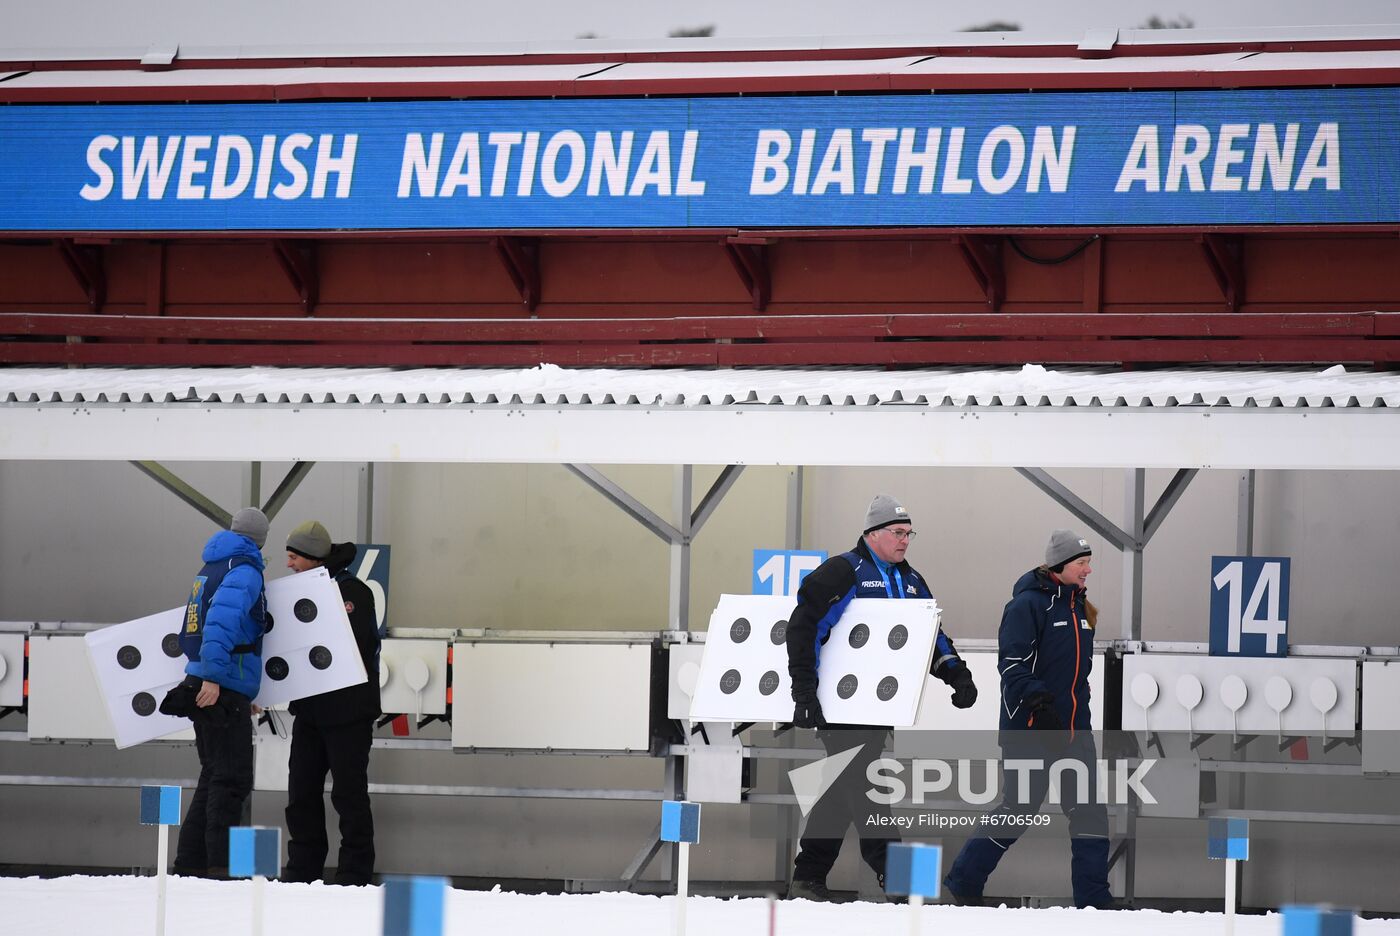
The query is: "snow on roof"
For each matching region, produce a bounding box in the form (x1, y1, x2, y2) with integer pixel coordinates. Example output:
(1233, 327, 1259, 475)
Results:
(2, 363, 1397, 409)
(8, 49, 1400, 94)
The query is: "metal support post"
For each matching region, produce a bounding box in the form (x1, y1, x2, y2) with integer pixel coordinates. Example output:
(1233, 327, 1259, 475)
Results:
(775, 466, 805, 885)
(358, 463, 375, 543)
(785, 467, 804, 550)
(1122, 468, 1145, 642)
(670, 467, 693, 632)
(1237, 470, 1256, 557)
(244, 462, 261, 511)
(258, 461, 316, 521)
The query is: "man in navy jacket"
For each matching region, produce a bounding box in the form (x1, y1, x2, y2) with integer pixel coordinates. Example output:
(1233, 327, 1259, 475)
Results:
(943, 529, 1114, 910)
(786, 494, 978, 902)
(173, 507, 268, 878)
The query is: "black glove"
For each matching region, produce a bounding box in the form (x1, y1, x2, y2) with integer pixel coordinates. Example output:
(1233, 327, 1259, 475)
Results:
(793, 694, 827, 729)
(1025, 691, 1063, 731)
(158, 674, 202, 719)
(948, 668, 978, 709)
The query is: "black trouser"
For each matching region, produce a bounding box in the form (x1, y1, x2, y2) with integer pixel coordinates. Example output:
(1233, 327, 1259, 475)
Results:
(174, 690, 253, 875)
(792, 727, 893, 884)
(284, 717, 376, 885)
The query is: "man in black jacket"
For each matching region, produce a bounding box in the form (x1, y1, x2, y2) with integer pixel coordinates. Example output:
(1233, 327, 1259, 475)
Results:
(786, 494, 978, 902)
(281, 520, 381, 886)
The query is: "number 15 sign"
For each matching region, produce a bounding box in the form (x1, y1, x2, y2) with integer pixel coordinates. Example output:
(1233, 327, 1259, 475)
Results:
(1209, 556, 1290, 657)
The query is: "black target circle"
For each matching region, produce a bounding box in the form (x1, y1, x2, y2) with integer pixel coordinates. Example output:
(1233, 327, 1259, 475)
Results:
(266, 657, 290, 680)
(770, 620, 788, 645)
(848, 623, 870, 649)
(308, 646, 333, 670)
(759, 671, 780, 696)
(263, 612, 275, 635)
(877, 676, 900, 701)
(729, 618, 751, 643)
(132, 692, 157, 716)
(294, 599, 318, 623)
(837, 674, 859, 699)
(720, 668, 742, 695)
(161, 634, 182, 658)
(117, 645, 142, 670)
(887, 625, 909, 651)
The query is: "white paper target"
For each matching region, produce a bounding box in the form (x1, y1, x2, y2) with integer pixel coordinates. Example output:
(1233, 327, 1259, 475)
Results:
(85, 567, 366, 747)
(84, 607, 192, 748)
(689, 594, 940, 727)
(0, 633, 26, 707)
(256, 567, 366, 707)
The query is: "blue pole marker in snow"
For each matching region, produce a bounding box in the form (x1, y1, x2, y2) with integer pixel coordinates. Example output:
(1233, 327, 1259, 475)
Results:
(139, 786, 181, 936)
(383, 876, 448, 936)
(886, 842, 941, 935)
(1281, 905, 1354, 936)
(229, 826, 281, 879)
(139, 785, 181, 825)
(884, 843, 942, 899)
(231, 827, 281, 936)
(660, 801, 702, 936)
(1208, 818, 1249, 936)
(1208, 817, 1250, 860)
(660, 800, 702, 844)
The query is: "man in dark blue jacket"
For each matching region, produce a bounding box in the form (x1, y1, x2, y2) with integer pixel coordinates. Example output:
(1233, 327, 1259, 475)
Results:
(173, 506, 268, 878)
(281, 519, 381, 886)
(786, 494, 978, 902)
(943, 529, 1114, 910)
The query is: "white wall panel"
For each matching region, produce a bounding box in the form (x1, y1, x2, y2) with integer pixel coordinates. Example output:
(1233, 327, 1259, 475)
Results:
(450, 642, 652, 751)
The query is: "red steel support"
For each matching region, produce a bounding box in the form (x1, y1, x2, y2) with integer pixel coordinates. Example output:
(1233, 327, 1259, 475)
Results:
(53, 238, 106, 313)
(954, 235, 1005, 311)
(272, 239, 319, 313)
(492, 236, 540, 312)
(1198, 233, 1246, 312)
(722, 236, 771, 311)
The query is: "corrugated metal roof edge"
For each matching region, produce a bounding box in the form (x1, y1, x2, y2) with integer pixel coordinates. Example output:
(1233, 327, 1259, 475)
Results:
(4, 24, 1400, 68)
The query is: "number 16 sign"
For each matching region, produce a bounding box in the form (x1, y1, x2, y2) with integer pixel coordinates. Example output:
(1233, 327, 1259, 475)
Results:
(1210, 556, 1290, 657)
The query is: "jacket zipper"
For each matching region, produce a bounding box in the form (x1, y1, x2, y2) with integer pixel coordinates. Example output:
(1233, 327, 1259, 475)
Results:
(1069, 588, 1081, 741)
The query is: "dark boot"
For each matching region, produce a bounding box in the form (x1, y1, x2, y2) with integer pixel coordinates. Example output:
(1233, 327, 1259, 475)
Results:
(942, 874, 984, 907)
(788, 878, 855, 903)
(875, 872, 907, 905)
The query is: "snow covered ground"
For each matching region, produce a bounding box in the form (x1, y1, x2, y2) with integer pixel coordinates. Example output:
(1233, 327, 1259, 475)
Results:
(4, 875, 1395, 936)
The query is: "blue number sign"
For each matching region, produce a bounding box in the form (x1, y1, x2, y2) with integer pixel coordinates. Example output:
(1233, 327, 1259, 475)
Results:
(753, 549, 827, 597)
(1210, 557, 1290, 657)
(352, 544, 391, 635)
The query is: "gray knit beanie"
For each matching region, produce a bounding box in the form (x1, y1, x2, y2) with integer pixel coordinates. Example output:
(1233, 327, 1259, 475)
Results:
(286, 520, 333, 560)
(863, 494, 911, 533)
(1046, 529, 1091, 569)
(230, 507, 269, 549)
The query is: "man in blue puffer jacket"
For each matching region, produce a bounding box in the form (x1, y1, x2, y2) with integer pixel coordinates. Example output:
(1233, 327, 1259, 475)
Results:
(943, 529, 1115, 910)
(173, 507, 268, 878)
(786, 494, 978, 902)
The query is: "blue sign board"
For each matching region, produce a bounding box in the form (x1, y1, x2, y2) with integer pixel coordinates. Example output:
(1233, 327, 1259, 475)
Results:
(884, 843, 943, 899)
(0, 88, 1393, 231)
(1210, 556, 1290, 657)
(138, 784, 181, 826)
(753, 549, 827, 597)
(352, 543, 391, 636)
(660, 800, 702, 845)
(1207, 817, 1250, 860)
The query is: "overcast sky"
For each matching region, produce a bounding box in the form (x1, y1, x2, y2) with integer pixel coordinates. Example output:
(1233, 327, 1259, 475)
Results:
(4, 0, 1399, 50)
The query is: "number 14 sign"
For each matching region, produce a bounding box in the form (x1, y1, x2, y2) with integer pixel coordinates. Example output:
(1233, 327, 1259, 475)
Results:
(1209, 556, 1290, 657)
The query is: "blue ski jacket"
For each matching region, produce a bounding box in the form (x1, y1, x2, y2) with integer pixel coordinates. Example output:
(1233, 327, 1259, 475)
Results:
(998, 568, 1095, 734)
(182, 530, 266, 699)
